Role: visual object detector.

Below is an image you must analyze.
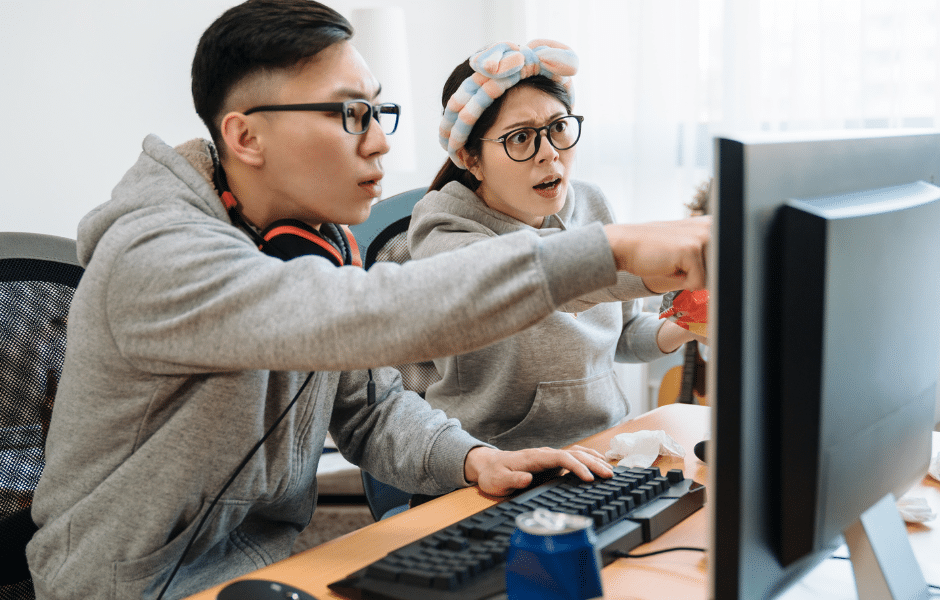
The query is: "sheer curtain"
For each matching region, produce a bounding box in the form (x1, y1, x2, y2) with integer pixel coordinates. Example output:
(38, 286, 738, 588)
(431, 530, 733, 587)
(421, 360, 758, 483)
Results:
(511, 0, 940, 223)
(501, 0, 940, 411)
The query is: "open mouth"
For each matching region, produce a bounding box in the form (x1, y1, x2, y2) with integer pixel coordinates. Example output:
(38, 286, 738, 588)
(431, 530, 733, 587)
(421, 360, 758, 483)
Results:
(533, 178, 561, 191)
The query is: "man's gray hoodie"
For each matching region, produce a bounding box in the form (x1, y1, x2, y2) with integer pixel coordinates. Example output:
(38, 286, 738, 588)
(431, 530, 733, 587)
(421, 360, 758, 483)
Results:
(26, 135, 618, 600)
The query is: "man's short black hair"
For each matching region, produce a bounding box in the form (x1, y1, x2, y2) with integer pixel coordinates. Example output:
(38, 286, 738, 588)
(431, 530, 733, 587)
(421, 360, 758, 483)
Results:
(192, 0, 353, 150)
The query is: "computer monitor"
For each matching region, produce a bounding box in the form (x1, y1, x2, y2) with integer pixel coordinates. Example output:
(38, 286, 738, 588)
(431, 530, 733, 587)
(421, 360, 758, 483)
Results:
(709, 129, 940, 599)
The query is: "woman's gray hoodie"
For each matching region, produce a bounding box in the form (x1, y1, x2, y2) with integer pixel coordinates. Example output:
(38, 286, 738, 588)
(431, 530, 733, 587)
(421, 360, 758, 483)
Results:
(26, 135, 620, 600)
(409, 180, 669, 451)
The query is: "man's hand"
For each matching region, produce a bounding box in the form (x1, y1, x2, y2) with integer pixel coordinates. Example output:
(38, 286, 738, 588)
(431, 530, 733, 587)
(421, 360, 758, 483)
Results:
(604, 216, 711, 291)
(464, 445, 614, 497)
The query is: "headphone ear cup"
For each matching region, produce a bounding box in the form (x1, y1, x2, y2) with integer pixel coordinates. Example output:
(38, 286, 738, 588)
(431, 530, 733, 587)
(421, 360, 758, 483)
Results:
(260, 220, 345, 266)
(320, 223, 363, 267)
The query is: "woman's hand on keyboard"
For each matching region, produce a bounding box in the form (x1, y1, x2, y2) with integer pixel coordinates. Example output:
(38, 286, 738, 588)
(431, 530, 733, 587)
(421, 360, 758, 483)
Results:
(464, 444, 614, 497)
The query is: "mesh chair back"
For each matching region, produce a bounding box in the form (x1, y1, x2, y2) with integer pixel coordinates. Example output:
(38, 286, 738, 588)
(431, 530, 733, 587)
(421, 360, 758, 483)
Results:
(0, 233, 82, 600)
(351, 188, 441, 396)
(350, 188, 441, 396)
(349, 189, 443, 520)
(368, 228, 442, 395)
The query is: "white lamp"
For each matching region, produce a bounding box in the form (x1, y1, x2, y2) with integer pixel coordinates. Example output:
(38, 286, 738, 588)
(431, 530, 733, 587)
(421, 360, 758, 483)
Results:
(350, 7, 416, 174)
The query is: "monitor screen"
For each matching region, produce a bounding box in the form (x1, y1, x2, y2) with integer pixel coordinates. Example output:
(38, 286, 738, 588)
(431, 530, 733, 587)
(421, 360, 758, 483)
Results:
(708, 129, 940, 599)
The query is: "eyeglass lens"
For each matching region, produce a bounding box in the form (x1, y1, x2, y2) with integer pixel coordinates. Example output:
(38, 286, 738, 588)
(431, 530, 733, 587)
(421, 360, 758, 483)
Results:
(503, 116, 581, 161)
(345, 101, 399, 135)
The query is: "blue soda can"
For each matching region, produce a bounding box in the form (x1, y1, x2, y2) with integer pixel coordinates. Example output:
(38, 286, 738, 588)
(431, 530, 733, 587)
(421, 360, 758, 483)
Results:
(505, 508, 604, 600)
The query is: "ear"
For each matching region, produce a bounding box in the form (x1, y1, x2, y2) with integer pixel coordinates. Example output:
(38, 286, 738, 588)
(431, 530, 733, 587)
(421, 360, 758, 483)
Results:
(458, 147, 483, 182)
(220, 112, 265, 168)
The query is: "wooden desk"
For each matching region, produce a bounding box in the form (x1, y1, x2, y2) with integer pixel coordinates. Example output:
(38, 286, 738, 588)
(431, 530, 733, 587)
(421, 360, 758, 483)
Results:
(776, 432, 940, 600)
(187, 404, 939, 600)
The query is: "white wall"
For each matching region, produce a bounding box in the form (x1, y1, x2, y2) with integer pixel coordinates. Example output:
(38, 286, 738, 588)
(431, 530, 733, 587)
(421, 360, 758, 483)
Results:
(1, 0, 661, 412)
(3, 1, 223, 237)
(0, 0, 494, 239)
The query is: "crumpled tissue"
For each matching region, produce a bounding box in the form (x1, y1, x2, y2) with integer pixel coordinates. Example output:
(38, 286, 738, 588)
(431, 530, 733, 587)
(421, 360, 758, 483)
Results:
(896, 494, 936, 523)
(605, 430, 685, 468)
(894, 451, 940, 524)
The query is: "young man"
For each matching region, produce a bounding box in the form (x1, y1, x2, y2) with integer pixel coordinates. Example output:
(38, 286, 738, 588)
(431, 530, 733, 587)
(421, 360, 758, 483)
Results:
(26, 1, 710, 599)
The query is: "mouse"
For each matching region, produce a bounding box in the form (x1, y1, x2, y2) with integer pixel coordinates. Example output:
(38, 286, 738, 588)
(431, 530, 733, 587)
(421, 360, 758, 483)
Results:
(693, 439, 708, 463)
(217, 579, 319, 600)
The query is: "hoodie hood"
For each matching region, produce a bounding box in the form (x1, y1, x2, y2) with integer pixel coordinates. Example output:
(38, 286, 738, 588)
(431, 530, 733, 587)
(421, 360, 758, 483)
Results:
(409, 179, 605, 263)
(77, 134, 227, 266)
(424, 180, 580, 237)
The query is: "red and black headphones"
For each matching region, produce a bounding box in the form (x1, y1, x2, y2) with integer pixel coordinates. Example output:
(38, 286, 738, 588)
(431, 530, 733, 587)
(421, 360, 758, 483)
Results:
(220, 191, 362, 267)
(210, 143, 361, 266)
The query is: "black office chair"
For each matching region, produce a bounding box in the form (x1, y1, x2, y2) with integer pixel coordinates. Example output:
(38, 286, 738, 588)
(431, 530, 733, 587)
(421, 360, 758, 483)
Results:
(0, 233, 83, 600)
(349, 188, 441, 521)
(351, 187, 442, 396)
(350, 187, 426, 268)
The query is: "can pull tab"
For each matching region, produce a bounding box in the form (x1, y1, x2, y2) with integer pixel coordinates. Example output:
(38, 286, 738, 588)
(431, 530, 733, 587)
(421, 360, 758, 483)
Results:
(517, 509, 594, 534)
(530, 509, 569, 531)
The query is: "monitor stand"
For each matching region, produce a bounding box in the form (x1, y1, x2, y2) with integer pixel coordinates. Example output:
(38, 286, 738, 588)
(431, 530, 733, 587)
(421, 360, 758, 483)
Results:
(843, 493, 929, 600)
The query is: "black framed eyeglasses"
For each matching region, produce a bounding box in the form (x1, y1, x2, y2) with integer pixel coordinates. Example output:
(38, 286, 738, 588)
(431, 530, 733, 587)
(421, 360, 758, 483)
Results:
(243, 99, 401, 135)
(480, 115, 584, 162)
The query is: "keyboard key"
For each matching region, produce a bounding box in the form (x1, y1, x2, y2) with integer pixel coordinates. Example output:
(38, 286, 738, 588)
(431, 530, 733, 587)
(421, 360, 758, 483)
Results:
(364, 560, 400, 582)
(400, 569, 437, 587)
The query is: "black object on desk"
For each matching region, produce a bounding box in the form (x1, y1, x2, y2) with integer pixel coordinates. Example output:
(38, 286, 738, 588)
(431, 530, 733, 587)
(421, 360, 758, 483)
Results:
(329, 465, 705, 600)
(694, 440, 708, 463)
(218, 579, 319, 600)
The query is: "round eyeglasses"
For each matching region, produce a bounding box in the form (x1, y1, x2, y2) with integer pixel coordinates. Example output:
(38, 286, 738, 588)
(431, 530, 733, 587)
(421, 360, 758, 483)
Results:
(243, 99, 401, 135)
(479, 115, 584, 162)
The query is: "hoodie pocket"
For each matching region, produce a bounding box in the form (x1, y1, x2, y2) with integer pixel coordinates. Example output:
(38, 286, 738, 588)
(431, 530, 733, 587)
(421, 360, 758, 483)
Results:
(487, 369, 628, 450)
(111, 498, 252, 599)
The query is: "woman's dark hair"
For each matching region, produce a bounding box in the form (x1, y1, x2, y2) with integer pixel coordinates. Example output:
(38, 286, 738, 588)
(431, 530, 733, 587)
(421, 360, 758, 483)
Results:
(429, 59, 573, 192)
(192, 0, 353, 151)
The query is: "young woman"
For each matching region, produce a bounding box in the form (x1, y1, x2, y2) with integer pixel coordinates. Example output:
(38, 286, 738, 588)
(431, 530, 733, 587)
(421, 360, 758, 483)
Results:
(408, 40, 706, 451)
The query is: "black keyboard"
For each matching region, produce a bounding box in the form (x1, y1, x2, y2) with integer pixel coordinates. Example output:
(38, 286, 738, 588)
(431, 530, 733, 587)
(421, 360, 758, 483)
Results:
(328, 465, 705, 600)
